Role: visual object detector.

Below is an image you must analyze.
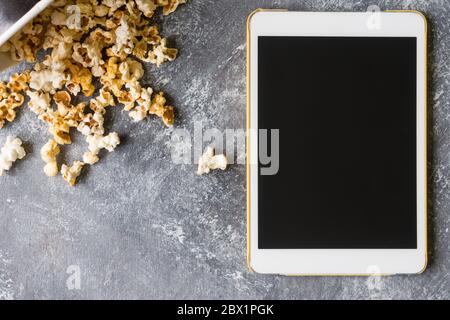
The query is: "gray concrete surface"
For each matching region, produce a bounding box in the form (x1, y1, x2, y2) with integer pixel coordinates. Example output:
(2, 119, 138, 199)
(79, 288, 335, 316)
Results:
(0, 0, 449, 300)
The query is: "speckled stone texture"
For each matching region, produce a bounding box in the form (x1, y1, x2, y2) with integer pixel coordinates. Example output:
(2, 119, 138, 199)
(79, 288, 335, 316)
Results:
(0, 0, 449, 300)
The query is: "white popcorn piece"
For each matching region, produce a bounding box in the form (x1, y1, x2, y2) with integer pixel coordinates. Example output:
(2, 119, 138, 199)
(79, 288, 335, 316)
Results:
(119, 59, 144, 81)
(129, 106, 148, 122)
(81, 132, 120, 167)
(29, 59, 67, 93)
(65, 80, 81, 96)
(77, 112, 105, 137)
(52, 42, 73, 61)
(0, 136, 27, 176)
(87, 132, 120, 154)
(40, 139, 60, 177)
(72, 42, 105, 77)
(111, 17, 133, 56)
(51, 9, 67, 26)
(148, 38, 177, 67)
(127, 85, 153, 122)
(102, 0, 126, 13)
(26, 90, 51, 115)
(44, 162, 59, 177)
(61, 161, 85, 186)
(197, 147, 228, 175)
(125, 80, 143, 100)
(135, 0, 157, 18)
(82, 151, 99, 165)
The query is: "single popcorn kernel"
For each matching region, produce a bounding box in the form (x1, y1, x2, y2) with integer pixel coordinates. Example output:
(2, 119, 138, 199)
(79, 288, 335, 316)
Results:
(148, 38, 178, 67)
(0, 136, 27, 176)
(7, 72, 30, 93)
(81, 132, 120, 166)
(149, 92, 174, 126)
(87, 132, 120, 154)
(61, 161, 85, 186)
(0, 94, 24, 127)
(40, 139, 60, 177)
(26, 90, 51, 115)
(82, 151, 99, 165)
(44, 162, 59, 177)
(197, 147, 228, 175)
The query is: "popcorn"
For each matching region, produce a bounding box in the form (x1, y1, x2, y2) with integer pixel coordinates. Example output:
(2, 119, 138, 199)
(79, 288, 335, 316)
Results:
(149, 91, 174, 126)
(61, 161, 84, 186)
(29, 59, 67, 93)
(135, 0, 157, 18)
(197, 147, 228, 175)
(141, 26, 161, 44)
(82, 132, 120, 165)
(77, 111, 105, 136)
(0, 93, 24, 128)
(26, 90, 51, 115)
(0, 0, 186, 185)
(52, 42, 73, 61)
(53, 91, 72, 116)
(40, 139, 61, 176)
(94, 4, 109, 17)
(103, 0, 127, 13)
(7, 72, 30, 93)
(86, 132, 120, 154)
(147, 38, 178, 67)
(82, 151, 99, 165)
(162, 0, 186, 16)
(110, 17, 134, 57)
(119, 58, 144, 81)
(67, 63, 95, 97)
(0, 136, 26, 176)
(49, 126, 72, 145)
(51, 9, 67, 26)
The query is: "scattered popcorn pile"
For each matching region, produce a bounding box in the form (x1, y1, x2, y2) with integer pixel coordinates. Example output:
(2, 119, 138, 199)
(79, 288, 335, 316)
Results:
(0, 0, 186, 186)
(0, 136, 27, 176)
(197, 147, 228, 175)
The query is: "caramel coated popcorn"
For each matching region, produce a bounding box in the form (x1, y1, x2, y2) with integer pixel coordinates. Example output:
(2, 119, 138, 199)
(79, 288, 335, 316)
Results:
(0, 72, 29, 128)
(0, 0, 186, 185)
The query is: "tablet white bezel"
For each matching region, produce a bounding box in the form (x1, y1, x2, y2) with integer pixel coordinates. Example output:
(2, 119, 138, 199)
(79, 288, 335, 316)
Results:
(247, 10, 427, 275)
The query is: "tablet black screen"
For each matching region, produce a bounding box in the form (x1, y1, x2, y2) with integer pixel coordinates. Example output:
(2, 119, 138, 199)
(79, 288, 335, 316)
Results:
(258, 36, 417, 249)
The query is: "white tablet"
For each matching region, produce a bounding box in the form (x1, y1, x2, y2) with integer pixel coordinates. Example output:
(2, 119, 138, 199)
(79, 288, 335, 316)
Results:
(247, 10, 427, 275)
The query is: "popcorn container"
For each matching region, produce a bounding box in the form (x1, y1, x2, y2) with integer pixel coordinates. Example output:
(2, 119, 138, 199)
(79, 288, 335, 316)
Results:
(0, 0, 53, 71)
